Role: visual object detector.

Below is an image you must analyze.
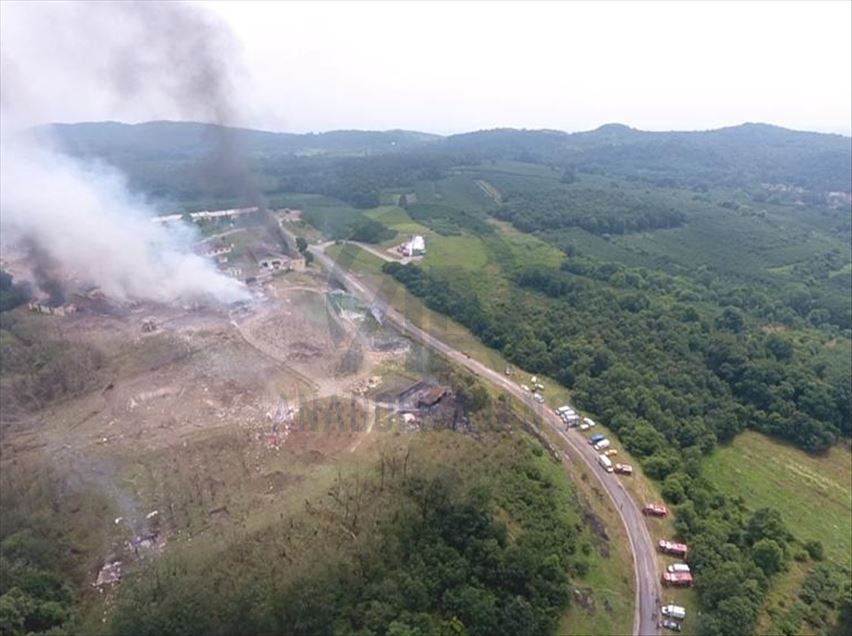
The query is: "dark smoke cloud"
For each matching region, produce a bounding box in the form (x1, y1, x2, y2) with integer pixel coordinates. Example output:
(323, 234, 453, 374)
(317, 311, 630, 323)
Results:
(92, 1, 261, 203)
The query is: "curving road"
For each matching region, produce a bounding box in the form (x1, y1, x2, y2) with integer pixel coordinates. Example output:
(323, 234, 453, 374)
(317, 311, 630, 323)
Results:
(309, 239, 661, 636)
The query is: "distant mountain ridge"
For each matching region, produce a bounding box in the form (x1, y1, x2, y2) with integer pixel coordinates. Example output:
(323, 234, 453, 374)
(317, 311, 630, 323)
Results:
(44, 121, 441, 159)
(43, 120, 852, 193)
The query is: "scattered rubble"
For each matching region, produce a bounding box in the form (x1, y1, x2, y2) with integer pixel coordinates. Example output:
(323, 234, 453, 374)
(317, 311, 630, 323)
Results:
(141, 317, 158, 333)
(28, 301, 78, 316)
(349, 375, 382, 395)
(95, 560, 122, 587)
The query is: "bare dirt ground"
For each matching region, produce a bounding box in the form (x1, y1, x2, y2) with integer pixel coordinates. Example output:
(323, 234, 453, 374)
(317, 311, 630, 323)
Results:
(2, 272, 414, 468)
(1, 270, 428, 597)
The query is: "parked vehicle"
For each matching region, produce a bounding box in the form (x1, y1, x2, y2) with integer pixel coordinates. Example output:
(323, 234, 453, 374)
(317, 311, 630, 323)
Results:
(642, 503, 668, 517)
(604, 449, 619, 456)
(658, 540, 689, 557)
(521, 385, 530, 392)
(594, 439, 611, 451)
(662, 571, 693, 587)
(533, 393, 544, 403)
(579, 422, 590, 431)
(583, 417, 596, 428)
(589, 433, 606, 445)
(661, 605, 687, 620)
(597, 454, 613, 473)
(614, 463, 633, 475)
(667, 563, 691, 574)
(660, 618, 683, 632)
(564, 413, 580, 426)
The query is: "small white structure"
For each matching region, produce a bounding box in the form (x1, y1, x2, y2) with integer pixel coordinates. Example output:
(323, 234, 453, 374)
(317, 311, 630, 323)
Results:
(402, 235, 426, 257)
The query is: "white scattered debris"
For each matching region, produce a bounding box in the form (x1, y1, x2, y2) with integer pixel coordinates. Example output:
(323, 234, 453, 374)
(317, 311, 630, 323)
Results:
(95, 560, 122, 587)
(145, 510, 159, 520)
(114, 517, 123, 525)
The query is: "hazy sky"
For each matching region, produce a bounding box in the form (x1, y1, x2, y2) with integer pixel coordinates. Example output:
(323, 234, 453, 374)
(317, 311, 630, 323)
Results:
(2, 0, 850, 135)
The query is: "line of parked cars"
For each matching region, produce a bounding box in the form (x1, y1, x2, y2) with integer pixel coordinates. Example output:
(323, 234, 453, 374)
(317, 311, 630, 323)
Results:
(554, 400, 689, 632)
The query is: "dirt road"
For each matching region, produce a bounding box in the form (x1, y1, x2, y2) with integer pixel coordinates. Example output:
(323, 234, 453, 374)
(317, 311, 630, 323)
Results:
(315, 239, 420, 265)
(312, 241, 661, 636)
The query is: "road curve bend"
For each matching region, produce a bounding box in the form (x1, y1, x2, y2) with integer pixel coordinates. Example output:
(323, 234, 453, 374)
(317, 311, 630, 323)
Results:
(311, 242, 661, 636)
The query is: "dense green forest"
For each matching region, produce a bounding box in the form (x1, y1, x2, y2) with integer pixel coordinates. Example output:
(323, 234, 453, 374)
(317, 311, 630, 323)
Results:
(496, 187, 686, 235)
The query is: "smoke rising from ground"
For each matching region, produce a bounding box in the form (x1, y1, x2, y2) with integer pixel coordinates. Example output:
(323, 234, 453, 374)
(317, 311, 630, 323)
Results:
(2, 138, 248, 303)
(0, 1, 255, 304)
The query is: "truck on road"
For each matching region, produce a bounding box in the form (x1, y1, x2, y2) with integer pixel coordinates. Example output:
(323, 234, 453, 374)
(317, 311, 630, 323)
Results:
(661, 604, 687, 620)
(662, 571, 693, 587)
(598, 454, 614, 472)
(642, 503, 668, 517)
(589, 433, 606, 445)
(658, 540, 689, 557)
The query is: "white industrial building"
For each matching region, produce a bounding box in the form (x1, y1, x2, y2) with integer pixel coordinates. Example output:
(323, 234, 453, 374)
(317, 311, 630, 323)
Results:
(402, 235, 426, 257)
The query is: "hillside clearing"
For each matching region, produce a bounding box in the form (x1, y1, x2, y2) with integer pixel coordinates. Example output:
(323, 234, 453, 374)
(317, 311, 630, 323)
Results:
(704, 431, 852, 565)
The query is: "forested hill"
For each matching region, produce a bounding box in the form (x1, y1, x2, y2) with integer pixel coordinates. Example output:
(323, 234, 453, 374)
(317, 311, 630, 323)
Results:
(44, 120, 852, 193)
(443, 123, 852, 192)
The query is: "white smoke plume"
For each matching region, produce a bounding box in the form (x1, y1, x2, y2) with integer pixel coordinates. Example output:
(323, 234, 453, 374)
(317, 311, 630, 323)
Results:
(1, 135, 248, 303)
(0, 1, 252, 304)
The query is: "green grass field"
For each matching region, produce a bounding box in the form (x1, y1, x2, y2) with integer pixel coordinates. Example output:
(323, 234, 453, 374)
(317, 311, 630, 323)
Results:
(704, 431, 852, 565)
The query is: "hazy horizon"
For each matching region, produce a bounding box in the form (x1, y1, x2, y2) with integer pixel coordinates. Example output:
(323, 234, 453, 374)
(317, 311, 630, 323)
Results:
(41, 118, 852, 138)
(2, 1, 850, 136)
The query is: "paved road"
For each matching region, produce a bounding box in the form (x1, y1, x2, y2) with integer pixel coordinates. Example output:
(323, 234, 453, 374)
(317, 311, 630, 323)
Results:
(308, 239, 661, 636)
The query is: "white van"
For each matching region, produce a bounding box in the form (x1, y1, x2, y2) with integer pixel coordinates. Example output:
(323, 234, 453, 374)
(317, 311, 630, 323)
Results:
(597, 454, 613, 472)
(661, 605, 687, 620)
(666, 563, 691, 574)
(583, 417, 596, 428)
(594, 439, 611, 451)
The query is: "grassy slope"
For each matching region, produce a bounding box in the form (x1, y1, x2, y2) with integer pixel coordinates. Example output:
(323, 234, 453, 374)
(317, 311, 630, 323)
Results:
(704, 431, 852, 566)
(704, 431, 852, 634)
